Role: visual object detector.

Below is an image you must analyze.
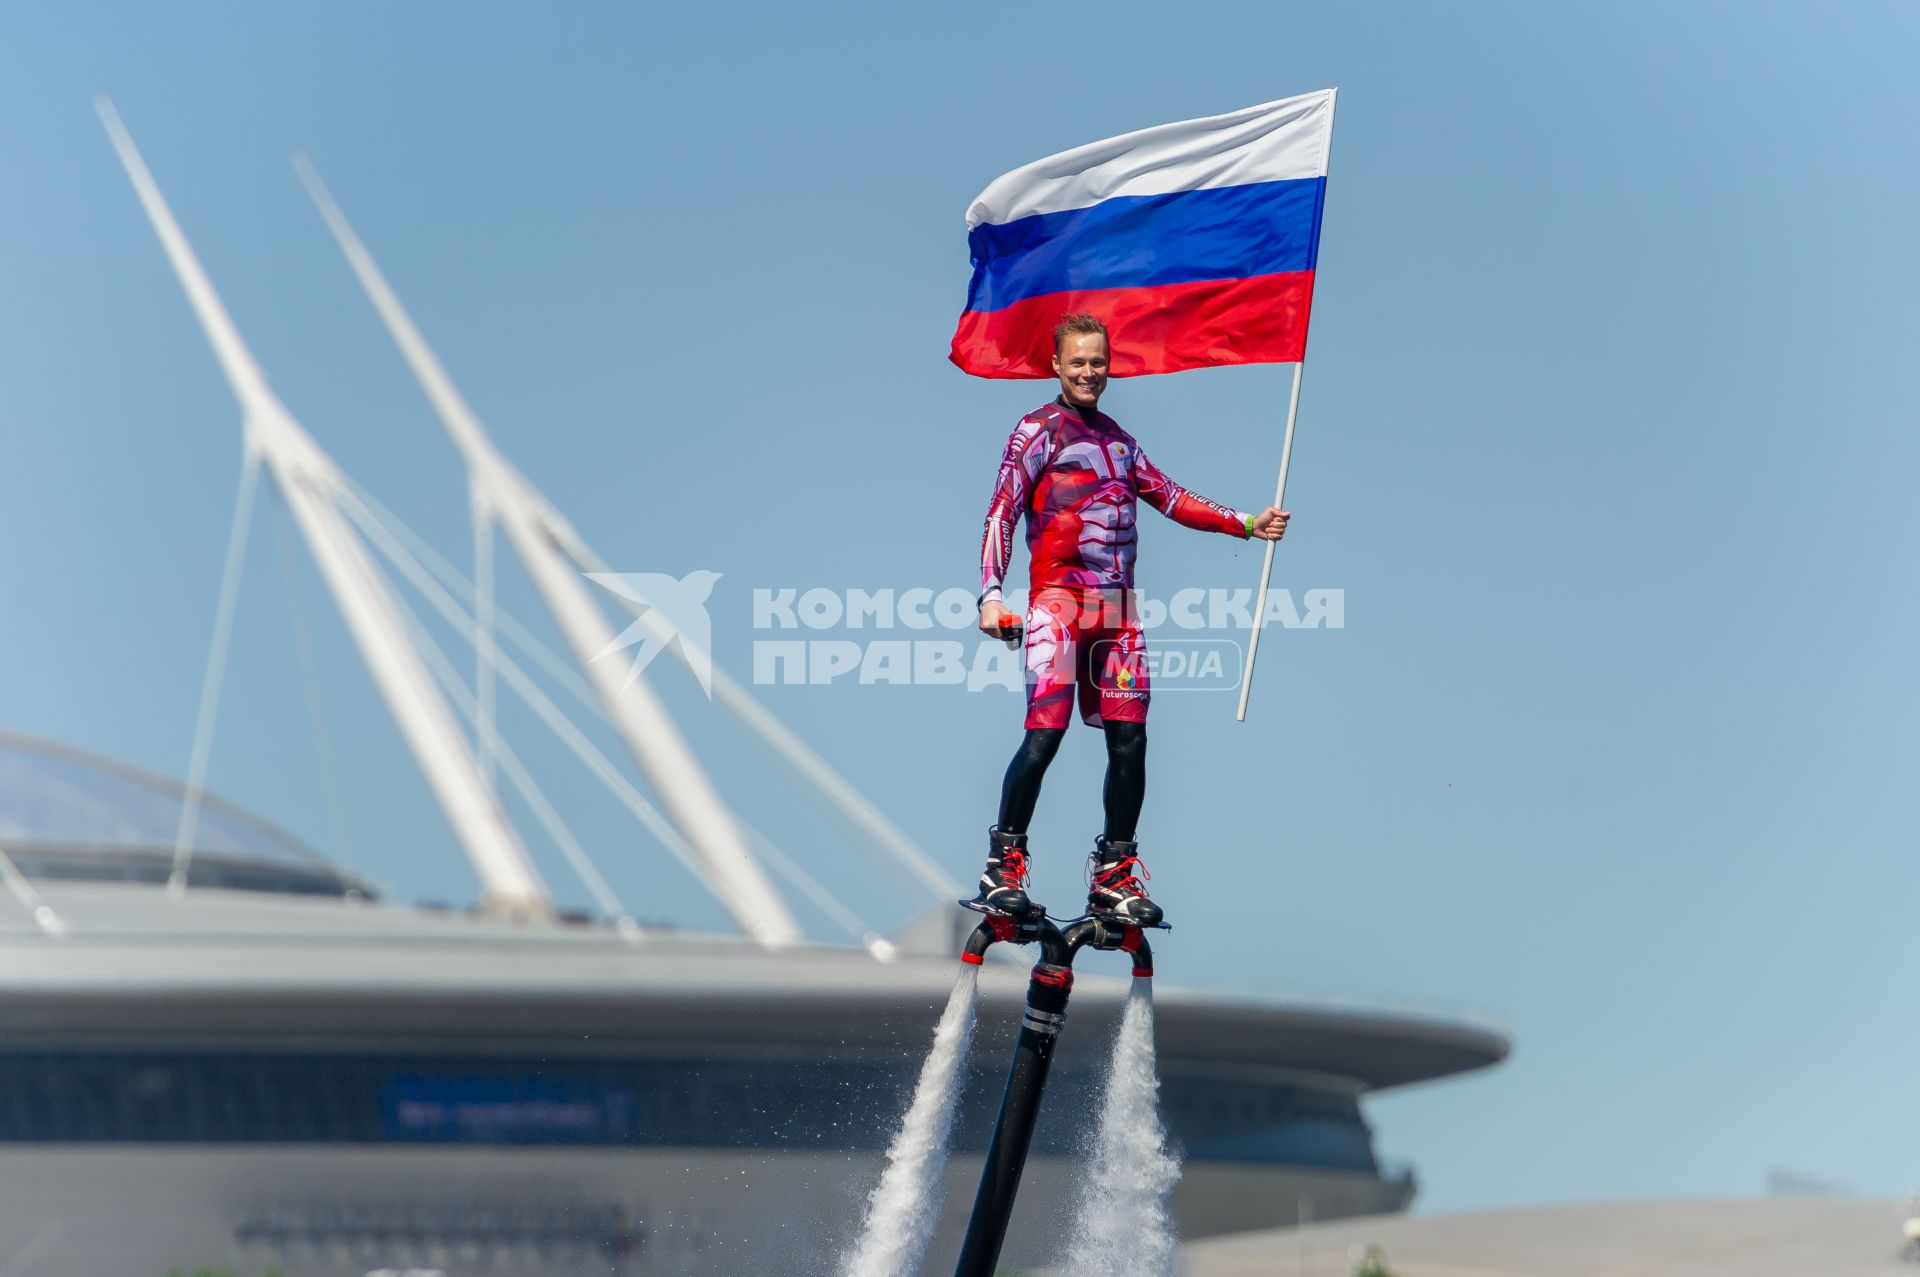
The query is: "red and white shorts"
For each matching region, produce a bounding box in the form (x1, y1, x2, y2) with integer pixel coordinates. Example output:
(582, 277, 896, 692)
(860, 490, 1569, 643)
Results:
(1023, 589, 1149, 730)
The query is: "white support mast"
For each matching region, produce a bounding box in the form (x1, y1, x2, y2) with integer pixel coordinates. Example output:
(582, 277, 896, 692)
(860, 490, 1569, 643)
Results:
(98, 100, 553, 919)
(295, 159, 803, 947)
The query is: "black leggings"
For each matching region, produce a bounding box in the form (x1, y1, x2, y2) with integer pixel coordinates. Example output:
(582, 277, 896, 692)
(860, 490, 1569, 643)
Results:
(997, 721, 1147, 842)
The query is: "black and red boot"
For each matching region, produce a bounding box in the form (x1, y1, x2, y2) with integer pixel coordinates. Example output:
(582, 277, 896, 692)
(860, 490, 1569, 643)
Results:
(1087, 836, 1164, 927)
(963, 826, 1042, 919)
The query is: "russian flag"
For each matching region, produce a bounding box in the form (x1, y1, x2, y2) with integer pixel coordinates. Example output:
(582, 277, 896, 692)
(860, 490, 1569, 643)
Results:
(950, 89, 1336, 380)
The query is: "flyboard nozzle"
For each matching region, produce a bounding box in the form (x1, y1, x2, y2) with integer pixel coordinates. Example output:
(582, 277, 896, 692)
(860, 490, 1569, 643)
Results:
(959, 912, 1056, 965)
(1121, 926, 1154, 978)
(1059, 915, 1155, 975)
(960, 915, 1014, 964)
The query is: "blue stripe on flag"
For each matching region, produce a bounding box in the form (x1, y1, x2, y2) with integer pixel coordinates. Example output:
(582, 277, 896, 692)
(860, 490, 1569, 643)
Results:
(964, 177, 1327, 315)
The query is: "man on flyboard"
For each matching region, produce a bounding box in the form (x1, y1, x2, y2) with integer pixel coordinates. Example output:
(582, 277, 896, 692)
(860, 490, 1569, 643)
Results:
(968, 313, 1289, 928)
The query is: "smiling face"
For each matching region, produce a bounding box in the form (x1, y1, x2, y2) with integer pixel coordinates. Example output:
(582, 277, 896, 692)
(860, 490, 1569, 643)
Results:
(1053, 330, 1110, 411)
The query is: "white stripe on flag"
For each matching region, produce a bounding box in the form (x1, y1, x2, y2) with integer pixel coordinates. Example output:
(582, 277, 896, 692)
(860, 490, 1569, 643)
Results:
(964, 88, 1336, 230)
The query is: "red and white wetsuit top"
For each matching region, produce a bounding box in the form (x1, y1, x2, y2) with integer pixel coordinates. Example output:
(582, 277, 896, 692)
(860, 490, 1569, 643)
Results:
(980, 398, 1249, 604)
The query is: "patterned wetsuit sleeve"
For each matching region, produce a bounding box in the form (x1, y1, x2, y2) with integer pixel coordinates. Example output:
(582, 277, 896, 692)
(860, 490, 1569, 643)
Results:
(980, 415, 1054, 603)
(1133, 445, 1250, 538)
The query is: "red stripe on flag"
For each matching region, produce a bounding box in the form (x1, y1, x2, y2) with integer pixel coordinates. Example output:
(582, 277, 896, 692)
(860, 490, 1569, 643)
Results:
(948, 270, 1316, 379)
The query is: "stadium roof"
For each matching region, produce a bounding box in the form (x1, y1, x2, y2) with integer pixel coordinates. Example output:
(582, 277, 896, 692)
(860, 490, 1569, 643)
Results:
(0, 877, 1507, 1091)
(0, 730, 359, 895)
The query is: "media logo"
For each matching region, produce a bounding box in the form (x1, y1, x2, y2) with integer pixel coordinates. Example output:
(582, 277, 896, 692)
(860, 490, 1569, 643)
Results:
(585, 570, 721, 697)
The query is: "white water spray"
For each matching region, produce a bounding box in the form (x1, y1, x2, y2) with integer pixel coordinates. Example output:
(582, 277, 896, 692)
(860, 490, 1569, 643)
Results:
(1061, 978, 1184, 1277)
(840, 965, 980, 1277)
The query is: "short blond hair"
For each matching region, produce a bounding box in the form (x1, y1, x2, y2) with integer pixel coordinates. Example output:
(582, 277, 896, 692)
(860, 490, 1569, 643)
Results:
(1052, 312, 1109, 354)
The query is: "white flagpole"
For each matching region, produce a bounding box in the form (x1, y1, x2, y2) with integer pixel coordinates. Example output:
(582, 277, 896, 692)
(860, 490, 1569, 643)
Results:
(1236, 87, 1336, 723)
(1235, 360, 1305, 722)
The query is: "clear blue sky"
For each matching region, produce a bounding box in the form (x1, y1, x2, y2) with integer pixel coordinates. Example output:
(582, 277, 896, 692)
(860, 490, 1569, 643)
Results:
(1, 0, 1915, 1215)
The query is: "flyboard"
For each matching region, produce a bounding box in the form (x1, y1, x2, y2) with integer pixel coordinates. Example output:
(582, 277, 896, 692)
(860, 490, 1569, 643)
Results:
(949, 891, 1167, 1277)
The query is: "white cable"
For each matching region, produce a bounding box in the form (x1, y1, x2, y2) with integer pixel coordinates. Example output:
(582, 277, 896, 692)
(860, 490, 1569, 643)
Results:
(170, 449, 263, 898)
(571, 540, 956, 901)
(473, 497, 498, 790)
(339, 474, 608, 723)
(351, 474, 948, 908)
(332, 484, 729, 906)
(741, 823, 867, 943)
(270, 493, 355, 871)
(391, 590, 641, 943)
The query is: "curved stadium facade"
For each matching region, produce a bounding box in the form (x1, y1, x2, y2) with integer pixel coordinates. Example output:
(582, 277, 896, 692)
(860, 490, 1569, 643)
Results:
(0, 731, 1507, 1275)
